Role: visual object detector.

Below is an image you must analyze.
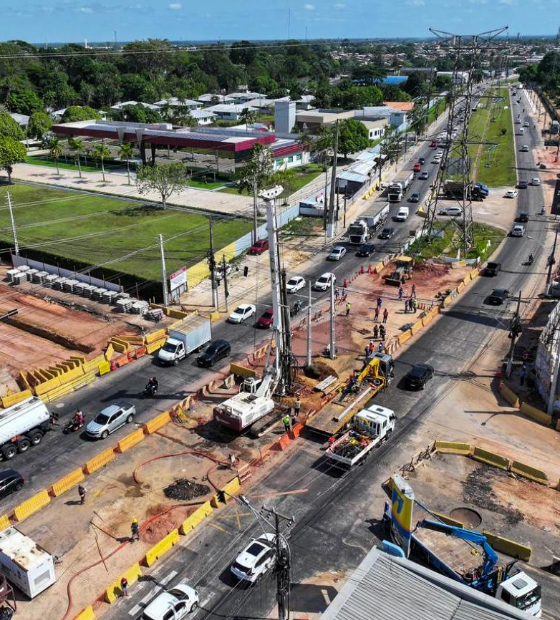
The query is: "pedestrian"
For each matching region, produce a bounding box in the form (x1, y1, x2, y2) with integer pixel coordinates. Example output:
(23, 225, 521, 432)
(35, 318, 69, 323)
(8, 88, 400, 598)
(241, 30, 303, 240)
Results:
(369, 340, 375, 354)
(78, 485, 86, 505)
(380, 325, 386, 341)
(346, 301, 351, 316)
(519, 367, 527, 387)
(378, 342, 385, 353)
(335, 287, 339, 301)
(377, 297, 383, 309)
(130, 518, 140, 542)
(411, 284, 417, 299)
(364, 345, 370, 359)
(120, 577, 129, 597)
(373, 325, 379, 340)
(294, 397, 301, 418)
(342, 287, 347, 300)
(282, 413, 291, 432)
(374, 307, 380, 321)
(411, 298, 417, 313)
(383, 308, 389, 324)
(398, 286, 404, 300)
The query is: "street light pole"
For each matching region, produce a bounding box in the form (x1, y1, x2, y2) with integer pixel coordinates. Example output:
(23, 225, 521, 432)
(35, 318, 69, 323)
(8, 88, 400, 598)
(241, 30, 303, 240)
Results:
(159, 234, 169, 306)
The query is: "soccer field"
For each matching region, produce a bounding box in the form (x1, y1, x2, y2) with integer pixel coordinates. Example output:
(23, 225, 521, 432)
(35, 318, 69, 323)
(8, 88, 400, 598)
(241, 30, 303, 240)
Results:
(0, 183, 251, 286)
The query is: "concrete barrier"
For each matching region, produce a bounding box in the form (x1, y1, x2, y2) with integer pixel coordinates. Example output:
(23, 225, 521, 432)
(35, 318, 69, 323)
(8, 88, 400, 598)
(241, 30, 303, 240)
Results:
(483, 531, 531, 561)
(116, 428, 145, 453)
(105, 562, 142, 603)
(510, 461, 549, 485)
(456, 282, 465, 293)
(84, 447, 117, 475)
(50, 467, 85, 497)
(13, 489, 51, 522)
(1, 389, 32, 408)
(230, 364, 256, 379)
(104, 343, 115, 361)
(520, 402, 552, 425)
(499, 384, 520, 408)
(410, 321, 423, 335)
(0, 515, 10, 532)
(398, 330, 412, 345)
(146, 339, 166, 354)
(143, 410, 171, 435)
(71, 607, 95, 620)
(98, 361, 111, 375)
(222, 477, 241, 501)
(144, 529, 180, 567)
(180, 501, 213, 535)
(472, 447, 510, 470)
(434, 441, 472, 456)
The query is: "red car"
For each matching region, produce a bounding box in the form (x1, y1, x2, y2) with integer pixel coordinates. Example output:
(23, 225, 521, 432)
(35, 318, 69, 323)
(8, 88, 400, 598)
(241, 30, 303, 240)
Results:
(249, 239, 269, 255)
(413, 163, 422, 172)
(257, 308, 274, 328)
(430, 140, 438, 148)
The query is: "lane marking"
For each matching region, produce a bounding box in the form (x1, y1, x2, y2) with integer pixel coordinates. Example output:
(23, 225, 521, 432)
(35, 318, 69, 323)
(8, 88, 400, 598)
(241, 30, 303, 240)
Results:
(207, 522, 227, 533)
(128, 570, 178, 615)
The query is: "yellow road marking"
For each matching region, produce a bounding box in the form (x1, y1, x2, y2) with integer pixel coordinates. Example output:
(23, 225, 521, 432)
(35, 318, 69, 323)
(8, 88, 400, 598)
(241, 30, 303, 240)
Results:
(207, 522, 227, 533)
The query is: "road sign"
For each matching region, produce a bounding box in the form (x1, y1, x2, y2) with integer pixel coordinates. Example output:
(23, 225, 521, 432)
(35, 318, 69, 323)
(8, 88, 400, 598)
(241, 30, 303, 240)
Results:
(169, 266, 187, 291)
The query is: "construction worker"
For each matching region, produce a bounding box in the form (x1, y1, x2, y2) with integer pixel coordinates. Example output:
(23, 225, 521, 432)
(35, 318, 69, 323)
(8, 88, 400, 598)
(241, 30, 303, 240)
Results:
(411, 283, 417, 299)
(294, 397, 301, 417)
(398, 286, 404, 300)
(120, 577, 129, 597)
(378, 342, 385, 353)
(382, 308, 389, 324)
(373, 325, 379, 340)
(282, 414, 291, 433)
(379, 325, 386, 341)
(346, 301, 351, 316)
(78, 485, 86, 505)
(374, 307, 380, 321)
(130, 518, 140, 542)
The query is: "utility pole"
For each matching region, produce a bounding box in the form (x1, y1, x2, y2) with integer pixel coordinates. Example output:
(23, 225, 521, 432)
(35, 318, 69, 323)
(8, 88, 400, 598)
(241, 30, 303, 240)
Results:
(329, 281, 336, 360)
(280, 269, 295, 393)
(253, 176, 259, 246)
(327, 120, 339, 239)
(222, 254, 229, 312)
(547, 227, 559, 287)
(208, 219, 218, 310)
(266, 195, 284, 383)
(506, 291, 522, 377)
(306, 281, 312, 367)
(261, 507, 294, 620)
(7, 192, 19, 256)
(158, 234, 169, 306)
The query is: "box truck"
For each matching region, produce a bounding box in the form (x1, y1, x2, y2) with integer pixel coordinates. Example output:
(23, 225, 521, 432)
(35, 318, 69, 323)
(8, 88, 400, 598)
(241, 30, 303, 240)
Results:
(158, 315, 212, 366)
(0, 397, 51, 461)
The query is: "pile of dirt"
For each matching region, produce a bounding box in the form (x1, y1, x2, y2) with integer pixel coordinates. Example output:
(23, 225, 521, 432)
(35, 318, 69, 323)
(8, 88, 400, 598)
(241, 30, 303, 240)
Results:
(462, 467, 524, 526)
(304, 361, 338, 381)
(163, 478, 210, 501)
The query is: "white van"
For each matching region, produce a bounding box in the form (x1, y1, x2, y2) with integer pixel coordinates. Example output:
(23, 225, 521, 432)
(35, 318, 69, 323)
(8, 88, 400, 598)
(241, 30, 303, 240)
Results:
(394, 206, 409, 222)
(519, 127, 525, 135)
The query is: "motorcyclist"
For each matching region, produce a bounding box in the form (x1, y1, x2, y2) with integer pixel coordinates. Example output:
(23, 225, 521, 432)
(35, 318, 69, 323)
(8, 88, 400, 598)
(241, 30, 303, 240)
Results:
(541, 206, 546, 215)
(146, 376, 158, 395)
(528, 253, 534, 264)
(74, 410, 85, 427)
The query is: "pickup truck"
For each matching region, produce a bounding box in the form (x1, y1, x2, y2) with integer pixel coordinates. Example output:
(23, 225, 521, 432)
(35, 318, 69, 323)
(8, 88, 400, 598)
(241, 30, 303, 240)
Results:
(325, 404, 395, 467)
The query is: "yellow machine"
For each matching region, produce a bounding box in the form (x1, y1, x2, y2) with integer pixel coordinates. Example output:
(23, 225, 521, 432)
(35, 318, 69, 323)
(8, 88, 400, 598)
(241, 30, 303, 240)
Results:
(384, 255, 414, 286)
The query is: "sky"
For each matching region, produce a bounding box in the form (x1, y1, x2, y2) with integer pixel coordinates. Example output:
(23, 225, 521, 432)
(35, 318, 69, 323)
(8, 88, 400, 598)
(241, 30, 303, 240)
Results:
(0, 0, 558, 44)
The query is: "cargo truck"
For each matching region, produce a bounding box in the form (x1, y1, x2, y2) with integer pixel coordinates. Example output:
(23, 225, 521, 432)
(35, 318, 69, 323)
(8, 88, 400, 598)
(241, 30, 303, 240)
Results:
(360, 203, 390, 232)
(0, 397, 51, 461)
(158, 315, 212, 366)
(347, 219, 370, 245)
(325, 404, 395, 467)
(443, 180, 485, 201)
(388, 172, 414, 202)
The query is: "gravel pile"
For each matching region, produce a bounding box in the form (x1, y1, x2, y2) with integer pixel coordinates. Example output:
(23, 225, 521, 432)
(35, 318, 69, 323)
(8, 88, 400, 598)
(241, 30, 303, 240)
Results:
(164, 478, 210, 501)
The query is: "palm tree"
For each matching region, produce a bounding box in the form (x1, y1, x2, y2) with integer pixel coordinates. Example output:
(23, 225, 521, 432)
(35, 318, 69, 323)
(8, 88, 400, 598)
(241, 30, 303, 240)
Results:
(119, 143, 134, 185)
(239, 108, 258, 131)
(68, 137, 85, 178)
(93, 143, 111, 182)
(48, 138, 63, 176)
(174, 106, 196, 127)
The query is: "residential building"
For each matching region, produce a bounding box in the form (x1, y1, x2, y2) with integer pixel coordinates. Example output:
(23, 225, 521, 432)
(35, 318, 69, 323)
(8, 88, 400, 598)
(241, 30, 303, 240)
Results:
(296, 108, 355, 132)
(154, 97, 201, 110)
(197, 93, 234, 107)
(358, 117, 388, 140)
(205, 103, 257, 121)
(189, 109, 217, 126)
(227, 91, 264, 104)
(9, 113, 29, 128)
(111, 101, 161, 112)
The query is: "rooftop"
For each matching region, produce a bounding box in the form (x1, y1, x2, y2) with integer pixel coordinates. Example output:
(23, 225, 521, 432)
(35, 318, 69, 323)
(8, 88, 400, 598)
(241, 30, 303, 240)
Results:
(0, 527, 51, 572)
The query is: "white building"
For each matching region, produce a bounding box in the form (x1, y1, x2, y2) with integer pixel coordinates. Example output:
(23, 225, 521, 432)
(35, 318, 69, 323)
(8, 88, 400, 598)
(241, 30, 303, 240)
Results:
(154, 97, 202, 110)
(205, 103, 257, 121)
(189, 109, 217, 126)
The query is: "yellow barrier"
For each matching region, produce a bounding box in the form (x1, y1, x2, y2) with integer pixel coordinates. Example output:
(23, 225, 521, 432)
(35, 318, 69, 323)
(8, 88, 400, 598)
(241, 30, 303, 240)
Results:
(410, 320, 423, 335)
(222, 477, 241, 500)
(456, 282, 465, 293)
(71, 606, 95, 620)
(104, 343, 115, 361)
(105, 562, 142, 603)
(510, 461, 549, 485)
(462, 275, 471, 286)
(144, 529, 180, 567)
(98, 361, 111, 375)
(230, 364, 256, 379)
(469, 269, 479, 280)
(432, 511, 464, 528)
(398, 330, 412, 345)
(117, 429, 145, 453)
(434, 441, 472, 455)
(84, 447, 117, 475)
(472, 447, 510, 470)
(520, 402, 552, 425)
(0, 515, 10, 532)
(499, 384, 520, 408)
(13, 489, 51, 522)
(442, 295, 454, 308)
(1, 389, 32, 408)
(210, 312, 221, 322)
(374, 262, 384, 274)
(483, 531, 531, 561)
(180, 501, 213, 535)
(40, 382, 75, 404)
(83, 355, 106, 373)
(146, 339, 166, 355)
(34, 377, 61, 396)
(143, 411, 171, 435)
(146, 328, 167, 344)
(111, 339, 129, 353)
(50, 467, 85, 497)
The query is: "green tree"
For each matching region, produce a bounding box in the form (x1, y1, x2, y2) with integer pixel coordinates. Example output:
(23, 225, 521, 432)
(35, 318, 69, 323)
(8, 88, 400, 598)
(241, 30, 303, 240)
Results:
(68, 137, 85, 178)
(0, 113, 24, 140)
(272, 167, 297, 205)
(174, 106, 196, 127)
(0, 136, 26, 183)
(27, 112, 52, 140)
(239, 108, 257, 130)
(93, 143, 111, 182)
(119, 142, 135, 185)
(338, 119, 370, 158)
(61, 106, 101, 123)
(121, 104, 162, 124)
(136, 162, 186, 208)
(47, 137, 63, 175)
(6, 89, 44, 115)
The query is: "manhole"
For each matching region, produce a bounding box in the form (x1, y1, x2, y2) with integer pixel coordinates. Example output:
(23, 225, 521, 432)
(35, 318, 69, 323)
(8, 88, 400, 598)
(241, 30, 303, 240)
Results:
(449, 507, 482, 528)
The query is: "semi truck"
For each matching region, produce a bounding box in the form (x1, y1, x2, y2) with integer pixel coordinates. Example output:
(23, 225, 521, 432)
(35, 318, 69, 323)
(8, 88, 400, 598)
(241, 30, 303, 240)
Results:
(158, 315, 212, 366)
(388, 172, 414, 202)
(325, 404, 395, 467)
(443, 180, 486, 201)
(0, 397, 51, 461)
(383, 477, 542, 617)
(361, 203, 390, 232)
(347, 204, 391, 244)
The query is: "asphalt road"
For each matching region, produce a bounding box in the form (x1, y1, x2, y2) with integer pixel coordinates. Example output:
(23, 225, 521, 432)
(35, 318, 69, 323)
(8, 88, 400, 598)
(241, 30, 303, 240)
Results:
(104, 85, 560, 620)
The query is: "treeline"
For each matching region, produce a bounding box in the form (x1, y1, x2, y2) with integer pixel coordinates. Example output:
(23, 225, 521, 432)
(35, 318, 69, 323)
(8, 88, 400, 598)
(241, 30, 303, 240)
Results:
(518, 51, 560, 101)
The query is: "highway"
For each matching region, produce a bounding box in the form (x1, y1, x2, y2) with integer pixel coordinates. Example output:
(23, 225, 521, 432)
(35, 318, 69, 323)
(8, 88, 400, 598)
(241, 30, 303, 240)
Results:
(102, 85, 560, 620)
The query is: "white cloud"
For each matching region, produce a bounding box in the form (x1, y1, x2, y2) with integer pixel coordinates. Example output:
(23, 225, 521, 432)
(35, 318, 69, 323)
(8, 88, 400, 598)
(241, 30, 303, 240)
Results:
(79, 6, 93, 13)
(168, 2, 182, 9)
(407, 0, 425, 5)
(304, 3, 315, 10)
(334, 2, 345, 7)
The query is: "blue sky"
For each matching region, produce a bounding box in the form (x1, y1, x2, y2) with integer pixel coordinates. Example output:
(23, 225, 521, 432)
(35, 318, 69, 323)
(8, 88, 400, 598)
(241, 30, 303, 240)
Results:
(0, 0, 558, 43)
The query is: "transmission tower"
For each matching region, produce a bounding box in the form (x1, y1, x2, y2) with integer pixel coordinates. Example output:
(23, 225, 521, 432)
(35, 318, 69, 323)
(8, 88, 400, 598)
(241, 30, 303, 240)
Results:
(420, 27, 508, 257)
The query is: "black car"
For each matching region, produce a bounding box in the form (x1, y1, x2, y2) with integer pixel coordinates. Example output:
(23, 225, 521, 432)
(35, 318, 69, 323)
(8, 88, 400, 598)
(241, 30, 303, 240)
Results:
(518, 180, 528, 189)
(408, 193, 420, 203)
(405, 364, 434, 390)
(0, 470, 24, 500)
(517, 212, 529, 223)
(488, 288, 510, 305)
(379, 227, 395, 240)
(419, 157, 425, 165)
(356, 243, 375, 257)
(483, 262, 501, 277)
(196, 339, 231, 367)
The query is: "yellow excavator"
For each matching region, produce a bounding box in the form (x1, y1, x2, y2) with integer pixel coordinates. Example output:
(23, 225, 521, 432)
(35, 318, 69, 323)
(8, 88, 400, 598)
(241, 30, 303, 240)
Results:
(384, 255, 414, 286)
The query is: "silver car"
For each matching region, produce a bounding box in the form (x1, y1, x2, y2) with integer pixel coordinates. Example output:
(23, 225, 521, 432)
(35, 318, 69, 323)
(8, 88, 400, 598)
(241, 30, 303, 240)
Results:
(86, 402, 136, 439)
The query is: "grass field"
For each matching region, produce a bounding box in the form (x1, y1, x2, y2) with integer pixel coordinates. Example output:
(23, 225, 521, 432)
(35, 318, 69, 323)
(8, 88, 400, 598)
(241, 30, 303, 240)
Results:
(0, 183, 251, 284)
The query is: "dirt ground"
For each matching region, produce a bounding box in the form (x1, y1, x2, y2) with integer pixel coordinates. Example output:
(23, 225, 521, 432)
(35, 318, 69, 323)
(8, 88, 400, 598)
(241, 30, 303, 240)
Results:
(407, 452, 560, 568)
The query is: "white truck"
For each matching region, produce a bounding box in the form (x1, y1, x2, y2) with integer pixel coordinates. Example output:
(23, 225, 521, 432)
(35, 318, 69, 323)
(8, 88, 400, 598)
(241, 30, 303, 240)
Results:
(0, 397, 51, 461)
(394, 206, 409, 222)
(158, 315, 212, 366)
(213, 370, 277, 431)
(347, 219, 370, 245)
(388, 172, 414, 202)
(325, 404, 395, 467)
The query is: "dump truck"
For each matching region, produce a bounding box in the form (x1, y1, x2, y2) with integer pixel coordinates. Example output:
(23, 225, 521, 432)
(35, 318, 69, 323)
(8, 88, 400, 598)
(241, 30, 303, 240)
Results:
(0, 397, 51, 461)
(443, 180, 485, 201)
(158, 315, 212, 366)
(325, 404, 395, 467)
(388, 171, 414, 202)
(384, 256, 413, 286)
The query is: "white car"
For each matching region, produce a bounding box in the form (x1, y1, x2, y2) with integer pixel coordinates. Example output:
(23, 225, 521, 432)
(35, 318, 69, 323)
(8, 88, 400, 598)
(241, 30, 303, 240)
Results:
(511, 225, 525, 237)
(438, 206, 463, 216)
(520, 145, 529, 152)
(313, 272, 336, 291)
(327, 246, 347, 261)
(141, 583, 199, 620)
(523, 121, 530, 127)
(531, 178, 541, 186)
(286, 276, 305, 294)
(228, 304, 256, 324)
(231, 533, 276, 583)
(504, 190, 518, 199)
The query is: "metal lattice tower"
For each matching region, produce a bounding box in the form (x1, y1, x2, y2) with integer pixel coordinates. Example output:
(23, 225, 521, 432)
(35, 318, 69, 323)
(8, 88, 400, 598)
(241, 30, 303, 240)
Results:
(420, 27, 508, 257)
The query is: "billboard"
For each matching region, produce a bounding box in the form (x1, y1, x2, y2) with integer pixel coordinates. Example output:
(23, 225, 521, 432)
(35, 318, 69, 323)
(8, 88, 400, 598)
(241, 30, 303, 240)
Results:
(169, 266, 187, 292)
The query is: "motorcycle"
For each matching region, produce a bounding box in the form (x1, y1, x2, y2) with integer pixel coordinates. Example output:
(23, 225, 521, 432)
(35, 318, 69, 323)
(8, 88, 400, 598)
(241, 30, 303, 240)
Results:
(527, 254, 534, 266)
(290, 301, 303, 318)
(63, 419, 84, 434)
(143, 383, 158, 397)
